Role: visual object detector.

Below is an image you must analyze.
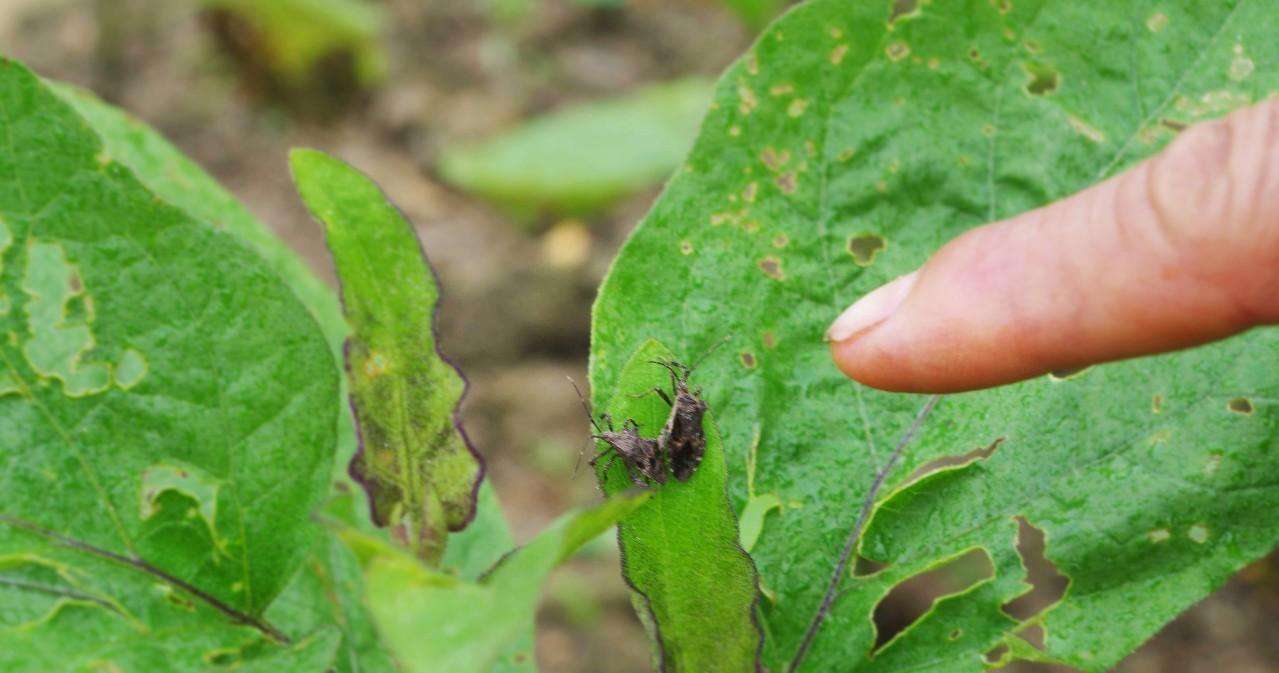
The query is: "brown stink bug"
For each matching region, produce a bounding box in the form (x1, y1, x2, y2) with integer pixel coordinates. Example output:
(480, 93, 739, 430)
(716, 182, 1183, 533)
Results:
(569, 378, 667, 487)
(651, 359, 710, 482)
(591, 414, 667, 487)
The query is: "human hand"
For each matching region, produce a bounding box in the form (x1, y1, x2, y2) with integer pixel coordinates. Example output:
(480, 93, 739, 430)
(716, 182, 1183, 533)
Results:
(827, 100, 1279, 393)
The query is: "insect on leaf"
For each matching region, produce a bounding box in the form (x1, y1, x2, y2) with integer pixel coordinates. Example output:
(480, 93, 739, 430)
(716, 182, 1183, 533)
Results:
(291, 148, 484, 565)
(595, 339, 761, 672)
(591, 1, 1279, 671)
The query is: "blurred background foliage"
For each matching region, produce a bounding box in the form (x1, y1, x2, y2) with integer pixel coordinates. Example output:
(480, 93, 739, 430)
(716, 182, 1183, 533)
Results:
(2, 0, 1274, 671)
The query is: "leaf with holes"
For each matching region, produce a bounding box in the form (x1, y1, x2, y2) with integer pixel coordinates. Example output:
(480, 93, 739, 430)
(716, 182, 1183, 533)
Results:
(291, 148, 484, 565)
(595, 339, 761, 672)
(0, 57, 340, 669)
(590, 1, 1279, 671)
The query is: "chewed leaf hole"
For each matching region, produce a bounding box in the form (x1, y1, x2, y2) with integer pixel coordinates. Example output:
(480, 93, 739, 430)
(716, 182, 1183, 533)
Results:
(847, 234, 886, 267)
(1002, 517, 1068, 621)
(1227, 397, 1254, 414)
(984, 643, 1010, 665)
(1022, 61, 1060, 96)
(907, 437, 1002, 483)
(888, 0, 920, 24)
(1048, 365, 1090, 381)
(872, 548, 994, 653)
(853, 554, 890, 578)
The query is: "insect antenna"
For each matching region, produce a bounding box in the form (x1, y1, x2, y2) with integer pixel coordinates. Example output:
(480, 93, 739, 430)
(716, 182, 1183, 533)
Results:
(686, 333, 732, 374)
(567, 376, 603, 433)
(567, 376, 603, 477)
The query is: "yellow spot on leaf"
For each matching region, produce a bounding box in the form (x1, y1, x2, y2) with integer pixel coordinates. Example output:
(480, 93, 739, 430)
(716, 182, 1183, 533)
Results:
(1067, 115, 1106, 143)
(770, 84, 795, 96)
(729, 125, 741, 137)
(772, 233, 789, 248)
(886, 42, 910, 61)
(1146, 12, 1168, 33)
(828, 27, 843, 39)
(1147, 528, 1171, 543)
(364, 352, 390, 378)
(1187, 524, 1209, 544)
(830, 44, 849, 65)
(743, 182, 759, 203)
(1204, 454, 1222, 476)
(788, 99, 809, 117)
(738, 80, 758, 115)
(1230, 43, 1255, 82)
(680, 241, 694, 256)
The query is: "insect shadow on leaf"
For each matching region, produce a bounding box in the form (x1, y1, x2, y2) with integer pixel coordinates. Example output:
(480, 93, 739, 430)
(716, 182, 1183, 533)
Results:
(569, 377, 667, 487)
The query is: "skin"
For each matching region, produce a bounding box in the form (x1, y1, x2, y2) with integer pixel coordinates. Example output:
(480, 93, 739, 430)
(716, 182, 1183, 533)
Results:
(828, 99, 1279, 393)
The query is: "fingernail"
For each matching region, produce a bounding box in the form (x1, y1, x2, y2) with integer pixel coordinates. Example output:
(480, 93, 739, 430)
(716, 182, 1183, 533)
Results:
(825, 271, 917, 342)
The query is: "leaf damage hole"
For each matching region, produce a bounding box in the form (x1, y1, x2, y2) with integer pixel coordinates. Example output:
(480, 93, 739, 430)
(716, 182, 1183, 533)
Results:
(1227, 397, 1253, 414)
(853, 554, 890, 578)
(872, 548, 995, 653)
(1001, 517, 1068, 622)
(1048, 365, 1090, 381)
(906, 437, 1002, 483)
(847, 234, 886, 267)
(888, 0, 919, 25)
(1022, 62, 1060, 96)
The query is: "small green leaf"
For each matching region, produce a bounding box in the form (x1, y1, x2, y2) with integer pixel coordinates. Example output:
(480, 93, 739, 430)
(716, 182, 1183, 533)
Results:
(595, 339, 761, 672)
(291, 149, 483, 565)
(738, 493, 781, 553)
(338, 493, 648, 673)
(439, 79, 713, 218)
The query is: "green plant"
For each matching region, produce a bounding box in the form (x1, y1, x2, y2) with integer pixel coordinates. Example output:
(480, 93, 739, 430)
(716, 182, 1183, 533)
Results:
(592, 0, 1279, 671)
(439, 79, 714, 222)
(3, 0, 1279, 671)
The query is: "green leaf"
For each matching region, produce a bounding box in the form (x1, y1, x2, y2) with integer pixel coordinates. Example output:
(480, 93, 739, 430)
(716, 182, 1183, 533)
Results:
(439, 79, 714, 219)
(50, 75, 523, 671)
(338, 493, 649, 673)
(202, 0, 387, 85)
(595, 339, 761, 672)
(49, 79, 371, 488)
(590, 1, 1279, 671)
(291, 148, 484, 565)
(0, 56, 338, 669)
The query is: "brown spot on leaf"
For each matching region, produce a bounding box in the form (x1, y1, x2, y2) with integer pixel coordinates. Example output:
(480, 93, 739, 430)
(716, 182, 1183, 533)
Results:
(775, 172, 797, 194)
(759, 257, 784, 280)
(772, 233, 789, 248)
(762, 331, 777, 349)
(739, 352, 757, 369)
